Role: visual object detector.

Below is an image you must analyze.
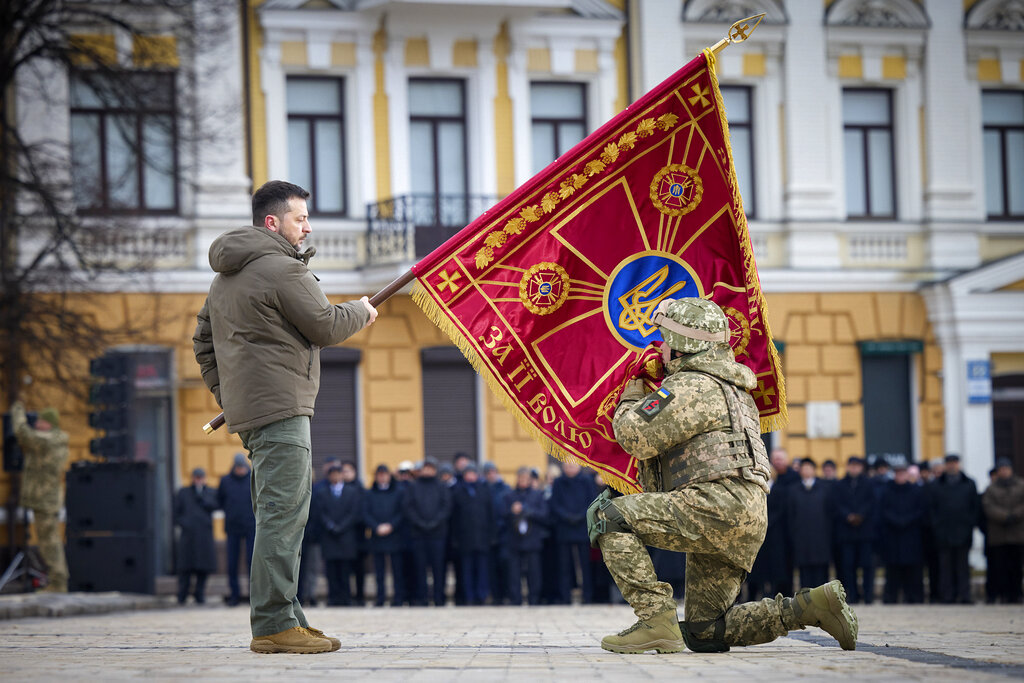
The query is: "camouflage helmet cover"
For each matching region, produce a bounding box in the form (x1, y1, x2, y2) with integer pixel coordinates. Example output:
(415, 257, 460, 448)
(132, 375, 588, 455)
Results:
(652, 297, 729, 354)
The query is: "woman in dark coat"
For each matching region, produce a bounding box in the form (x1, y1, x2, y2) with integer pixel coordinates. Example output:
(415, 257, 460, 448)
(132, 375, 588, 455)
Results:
(174, 467, 218, 604)
(317, 463, 363, 606)
(363, 465, 405, 606)
(786, 459, 833, 589)
(880, 465, 925, 603)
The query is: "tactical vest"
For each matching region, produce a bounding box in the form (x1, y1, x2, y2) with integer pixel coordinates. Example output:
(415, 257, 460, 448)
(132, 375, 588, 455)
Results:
(642, 373, 771, 494)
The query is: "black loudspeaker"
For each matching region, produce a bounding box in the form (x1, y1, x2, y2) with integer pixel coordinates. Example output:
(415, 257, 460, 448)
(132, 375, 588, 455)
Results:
(65, 461, 154, 533)
(66, 534, 155, 594)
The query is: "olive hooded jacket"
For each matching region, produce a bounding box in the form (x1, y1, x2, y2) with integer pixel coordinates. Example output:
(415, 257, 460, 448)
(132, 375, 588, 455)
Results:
(193, 225, 368, 433)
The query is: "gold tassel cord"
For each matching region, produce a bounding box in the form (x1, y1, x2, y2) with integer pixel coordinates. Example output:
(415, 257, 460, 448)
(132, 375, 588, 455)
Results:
(411, 282, 641, 494)
(703, 48, 788, 434)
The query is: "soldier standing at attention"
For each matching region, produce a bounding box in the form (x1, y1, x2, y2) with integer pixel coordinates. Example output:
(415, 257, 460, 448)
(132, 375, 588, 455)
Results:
(193, 180, 376, 654)
(10, 400, 70, 592)
(588, 298, 858, 654)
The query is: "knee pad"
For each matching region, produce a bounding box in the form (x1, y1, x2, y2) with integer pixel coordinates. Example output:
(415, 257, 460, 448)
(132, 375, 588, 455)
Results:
(586, 491, 631, 547)
(680, 615, 730, 653)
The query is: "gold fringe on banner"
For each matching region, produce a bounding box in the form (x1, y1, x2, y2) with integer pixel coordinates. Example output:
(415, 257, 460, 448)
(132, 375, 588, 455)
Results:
(412, 281, 641, 494)
(703, 48, 788, 434)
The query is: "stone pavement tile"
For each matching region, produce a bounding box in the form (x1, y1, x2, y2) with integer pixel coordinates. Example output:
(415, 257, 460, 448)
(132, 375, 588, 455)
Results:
(0, 604, 1022, 681)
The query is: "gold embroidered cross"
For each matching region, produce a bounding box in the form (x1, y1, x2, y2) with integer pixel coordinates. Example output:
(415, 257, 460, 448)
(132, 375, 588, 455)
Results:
(438, 269, 462, 293)
(752, 379, 775, 405)
(688, 84, 710, 108)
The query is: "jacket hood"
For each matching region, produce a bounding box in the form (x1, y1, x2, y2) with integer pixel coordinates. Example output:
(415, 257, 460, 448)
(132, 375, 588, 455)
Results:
(668, 343, 757, 390)
(209, 225, 308, 274)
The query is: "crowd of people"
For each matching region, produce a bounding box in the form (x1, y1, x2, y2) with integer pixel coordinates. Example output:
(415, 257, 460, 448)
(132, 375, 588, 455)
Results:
(747, 450, 1024, 606)
(175, 449, 1022, 608)
(292, 454, 634, 607)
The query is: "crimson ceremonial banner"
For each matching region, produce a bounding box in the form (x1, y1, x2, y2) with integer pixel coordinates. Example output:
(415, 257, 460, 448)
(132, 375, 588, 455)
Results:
(411, 50, 786, 493)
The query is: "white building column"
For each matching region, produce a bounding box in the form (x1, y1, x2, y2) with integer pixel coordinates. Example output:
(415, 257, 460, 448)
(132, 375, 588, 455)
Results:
(783, 0, 840, 219)
(192, 0, 252, 265)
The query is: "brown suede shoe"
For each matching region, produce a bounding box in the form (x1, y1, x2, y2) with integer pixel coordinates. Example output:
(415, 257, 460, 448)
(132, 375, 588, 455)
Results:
(250, 627, 332, 654)
(306, 627, 341, 652)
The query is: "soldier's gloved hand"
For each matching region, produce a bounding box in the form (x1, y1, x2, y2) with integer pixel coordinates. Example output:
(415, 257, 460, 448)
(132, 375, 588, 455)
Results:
(620, 379, 647, 403)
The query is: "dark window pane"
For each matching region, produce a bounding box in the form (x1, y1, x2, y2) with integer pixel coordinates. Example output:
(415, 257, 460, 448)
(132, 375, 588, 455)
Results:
(106, 115, 139, 209)
(843, 90, 890, 125)
(409, 80, 464, 117)
(862, 354, 912, 462)
(287, 79, 341, 115)
(287, 119, 312, 194)
(532, 122, 555, 174)
(1009, 130, 1024, 215)
(844, 129, 866, 216)
(70, 113, 102, 209)
(983, 129, 1004, 215)
(557, 122, 585, 155)
(422, 348, 478, 461)
(531, 82, 585, 119)
(982, 91, 1024, 126)
(314, 119, 344, 213)
(868, 129, 894, 215)
(142, 115, 175, 210)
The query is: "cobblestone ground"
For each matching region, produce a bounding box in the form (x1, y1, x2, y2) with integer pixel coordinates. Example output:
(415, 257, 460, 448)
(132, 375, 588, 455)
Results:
(0, 603, 1022, 681)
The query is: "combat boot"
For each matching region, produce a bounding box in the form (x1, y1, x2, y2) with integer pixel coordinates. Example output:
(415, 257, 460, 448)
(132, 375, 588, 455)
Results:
(601, 609, 685, 654)
(249, 627, 333, 654)
(306, 626, 341, 651)
(792, 580, 858, 651)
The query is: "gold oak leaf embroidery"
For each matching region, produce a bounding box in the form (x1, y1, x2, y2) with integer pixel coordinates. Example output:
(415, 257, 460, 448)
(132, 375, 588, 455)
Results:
(504, 217, 526, 235)
(484, 230, 507, 247)
(636, 118, 656, 137)
(600, 143, 620, 164)
(657, 113, 679, 130)
(558, 178, 576, 199)
(521, 205, 542, 222)
(475, 246, 494, 268)
(541, 192, 559, 213)
(584, 159, 606, 176)
(618, 131, 637, 150)
(571, 173, 588, 189)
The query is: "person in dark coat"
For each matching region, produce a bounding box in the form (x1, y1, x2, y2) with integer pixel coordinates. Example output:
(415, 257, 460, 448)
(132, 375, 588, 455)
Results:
(403, 459, 452, 606)
(926, 454, 979, 604)
(452, 464, 495, 604)
(316, 462, 363, 606)
(770, 449, 799, 595)
(550, 461, 596, 604)
(217, 454, 256, 606)
(506, 467, 548, 605)
(833, 456, 877, 604)
(363, 464, 405, 606)
(174, 467, 218, 604)
(981, 458, 1024, 604)
(483, 462, 511, 605)
(786, 459, 832, 589)
(879, 462, 925, 603)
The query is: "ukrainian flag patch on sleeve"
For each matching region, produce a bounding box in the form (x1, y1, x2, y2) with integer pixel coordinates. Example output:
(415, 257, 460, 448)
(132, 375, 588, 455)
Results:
(634, 387, 674, 422)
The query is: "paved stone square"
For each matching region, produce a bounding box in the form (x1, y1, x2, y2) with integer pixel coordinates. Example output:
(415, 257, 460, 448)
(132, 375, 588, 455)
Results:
(1, 603, 1022, 681)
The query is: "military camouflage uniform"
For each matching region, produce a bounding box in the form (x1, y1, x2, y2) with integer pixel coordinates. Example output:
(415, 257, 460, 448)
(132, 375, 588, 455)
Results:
(11, 401, 70, 592)
(596, 300, 803, 649)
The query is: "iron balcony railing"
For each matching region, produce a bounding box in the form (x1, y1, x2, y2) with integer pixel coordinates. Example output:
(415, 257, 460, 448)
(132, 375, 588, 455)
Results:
(366, 193, 499, 264)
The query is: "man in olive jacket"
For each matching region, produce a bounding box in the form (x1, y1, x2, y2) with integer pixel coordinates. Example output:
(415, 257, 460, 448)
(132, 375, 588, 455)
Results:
(982, 458, 1024, 603)
(193, 180, 376, 654)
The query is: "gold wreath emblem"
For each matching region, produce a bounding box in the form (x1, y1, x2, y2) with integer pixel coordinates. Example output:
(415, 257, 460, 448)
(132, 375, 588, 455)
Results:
(722, 306, 751, 358)
(519, 262, 570, 315)
(649, 164, 703, 217)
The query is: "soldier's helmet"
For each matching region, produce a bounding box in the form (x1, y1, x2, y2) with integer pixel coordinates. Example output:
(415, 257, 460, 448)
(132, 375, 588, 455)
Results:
(652, 297, 729, 354)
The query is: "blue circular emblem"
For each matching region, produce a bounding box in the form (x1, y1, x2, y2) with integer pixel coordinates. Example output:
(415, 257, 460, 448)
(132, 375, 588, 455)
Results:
(604, 253, 702, 350)
(669, 183, 684, 197)
(539, 282, 552, 296)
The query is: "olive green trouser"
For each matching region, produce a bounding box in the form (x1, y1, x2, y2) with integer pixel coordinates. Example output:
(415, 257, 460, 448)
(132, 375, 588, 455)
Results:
(597, 480, 800, 647)
(33, 509, 68, 591)
(239, 416, 313, 637)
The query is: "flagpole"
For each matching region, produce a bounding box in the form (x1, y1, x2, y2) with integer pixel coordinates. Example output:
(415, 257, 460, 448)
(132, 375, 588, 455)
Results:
(709, 13, 766, 55)
(201, 269, 415, 434)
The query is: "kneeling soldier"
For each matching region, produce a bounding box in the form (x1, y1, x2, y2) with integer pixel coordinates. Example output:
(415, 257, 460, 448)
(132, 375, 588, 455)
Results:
(590, 298, 857, 654)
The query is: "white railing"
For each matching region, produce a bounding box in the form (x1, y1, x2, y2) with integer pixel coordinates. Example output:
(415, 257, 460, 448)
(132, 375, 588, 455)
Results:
(847, 234, 909, 264)
(80, 227, 192, 269)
